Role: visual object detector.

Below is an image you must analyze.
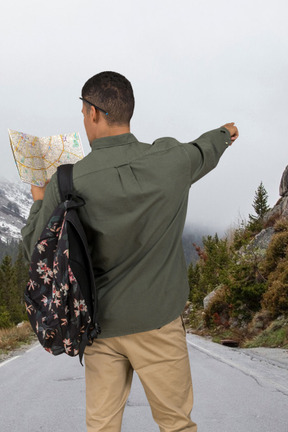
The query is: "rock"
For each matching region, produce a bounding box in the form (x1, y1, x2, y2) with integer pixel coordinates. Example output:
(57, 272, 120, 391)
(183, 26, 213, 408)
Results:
(264, 196, 288, 223)
(247, 227, 275, 251)
(203, 289, 217, 310)
(248, 310, 272, 335)
(279, 165, 288, 197)
(263, 164, 288, 224)
(16, 321, 25, 328)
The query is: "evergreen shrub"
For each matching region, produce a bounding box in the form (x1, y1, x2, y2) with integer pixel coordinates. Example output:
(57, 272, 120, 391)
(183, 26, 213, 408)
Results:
(262, 281, 288, 318)
(262, 255, 288, 318)
(0, 306, 13, 328)
(0, 243, 29, 328)
(264, 231, 288, 274)
(203, 286, 230, 328)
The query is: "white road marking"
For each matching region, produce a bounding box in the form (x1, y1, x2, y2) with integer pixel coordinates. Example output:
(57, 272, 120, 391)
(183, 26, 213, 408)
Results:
(26, 343, 40, 353)
(0, 356, 20, 368)
(0, 343, 40, 368)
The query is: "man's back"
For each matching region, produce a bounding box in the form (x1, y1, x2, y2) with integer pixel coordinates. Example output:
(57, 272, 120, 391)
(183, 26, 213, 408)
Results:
(72, 130, 228, 337)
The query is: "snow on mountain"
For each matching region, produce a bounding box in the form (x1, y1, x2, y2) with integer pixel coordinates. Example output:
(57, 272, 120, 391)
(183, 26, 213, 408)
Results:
(0, 178, 33, 243)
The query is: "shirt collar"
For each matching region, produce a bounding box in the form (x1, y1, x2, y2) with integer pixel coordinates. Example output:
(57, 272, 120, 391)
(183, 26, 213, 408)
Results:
(91, 133, 138, 150)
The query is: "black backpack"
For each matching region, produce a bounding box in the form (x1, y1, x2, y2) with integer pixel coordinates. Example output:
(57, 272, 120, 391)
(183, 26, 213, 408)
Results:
(24, 164, 101, 364)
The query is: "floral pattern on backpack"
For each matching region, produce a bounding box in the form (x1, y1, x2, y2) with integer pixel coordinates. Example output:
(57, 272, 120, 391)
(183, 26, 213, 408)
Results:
(24, 204, 91, 357)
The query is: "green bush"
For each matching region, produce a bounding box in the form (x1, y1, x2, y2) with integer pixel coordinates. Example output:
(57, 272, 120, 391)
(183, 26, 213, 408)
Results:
(273, 218, 288, 233)
(228, 282, 267, 314)
(0, 306, 13, 328)
(0, 244, 29, 328)
(226, 248, 267, 319)
(262, 256, 288, 318)
(188, 230, 268, 328)
(267, 257, 288, 285)
(262, 281, 288, 318)
(188, 235, 231, 307)
(188, 262, 201, 305)
(232, 224, 253, 250)
(189, 307, 204, 330)
(264, 231, 288, 274)
(203, 286, 230, 328)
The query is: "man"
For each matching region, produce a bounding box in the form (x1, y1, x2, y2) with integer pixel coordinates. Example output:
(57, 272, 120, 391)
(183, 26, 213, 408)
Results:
(22, 71, 239, 432)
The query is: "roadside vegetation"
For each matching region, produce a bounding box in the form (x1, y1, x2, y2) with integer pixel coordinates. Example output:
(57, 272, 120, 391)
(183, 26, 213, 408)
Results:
(187, 182, 288, 348)
(0, 242, 34, 356)
(0, 321, 35, 354)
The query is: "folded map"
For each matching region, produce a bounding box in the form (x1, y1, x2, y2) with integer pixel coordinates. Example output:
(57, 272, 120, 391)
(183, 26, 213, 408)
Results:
(8, 130, 84, 186)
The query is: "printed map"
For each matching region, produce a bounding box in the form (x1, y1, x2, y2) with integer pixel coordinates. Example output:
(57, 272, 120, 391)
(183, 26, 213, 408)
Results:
(8, 130, 84, 186)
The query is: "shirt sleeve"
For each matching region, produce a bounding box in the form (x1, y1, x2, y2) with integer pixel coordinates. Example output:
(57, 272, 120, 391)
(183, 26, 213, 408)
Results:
(181, 127, 231, 185)
(21, 173, 61, 263)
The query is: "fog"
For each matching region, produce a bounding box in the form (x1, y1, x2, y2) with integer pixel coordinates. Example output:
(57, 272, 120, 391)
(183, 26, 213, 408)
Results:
(1, 0, 287, 234)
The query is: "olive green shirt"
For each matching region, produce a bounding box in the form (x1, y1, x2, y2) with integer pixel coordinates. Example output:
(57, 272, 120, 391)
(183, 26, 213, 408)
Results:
(22, 127, 231, 338)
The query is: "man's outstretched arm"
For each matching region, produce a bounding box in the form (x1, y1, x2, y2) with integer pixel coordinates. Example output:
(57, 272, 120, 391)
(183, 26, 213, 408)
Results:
(182, 122, 239, 185)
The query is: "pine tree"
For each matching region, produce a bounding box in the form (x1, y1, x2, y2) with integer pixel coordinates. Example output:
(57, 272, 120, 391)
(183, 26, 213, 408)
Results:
(188, 235, 231, 306)
(0, 255, 24, 324)
(14, 242, 29, 307)
(248, 182, 270, 232)
(252, 181, 270, 219)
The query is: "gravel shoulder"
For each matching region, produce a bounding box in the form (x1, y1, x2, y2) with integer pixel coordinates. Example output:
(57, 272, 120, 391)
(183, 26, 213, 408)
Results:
(0, 338, 38, 364)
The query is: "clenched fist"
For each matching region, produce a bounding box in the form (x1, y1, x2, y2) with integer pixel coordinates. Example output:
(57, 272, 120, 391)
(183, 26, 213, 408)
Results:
(222, 122, 239, 143)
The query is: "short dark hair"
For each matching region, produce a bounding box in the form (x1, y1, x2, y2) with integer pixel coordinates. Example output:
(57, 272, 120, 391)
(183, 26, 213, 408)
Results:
(81, 71, 135, 126)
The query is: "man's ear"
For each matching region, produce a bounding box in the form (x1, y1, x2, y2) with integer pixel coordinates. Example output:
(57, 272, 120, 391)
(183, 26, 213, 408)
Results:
(90, 105, 97, 123)
(91, 106, 103, 125)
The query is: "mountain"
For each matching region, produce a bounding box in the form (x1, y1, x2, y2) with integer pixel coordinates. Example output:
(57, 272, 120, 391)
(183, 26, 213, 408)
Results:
(0, 178, 33, 244)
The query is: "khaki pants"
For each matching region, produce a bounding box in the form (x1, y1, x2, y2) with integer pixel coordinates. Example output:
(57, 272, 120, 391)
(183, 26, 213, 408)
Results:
(84, 316, 197, 432)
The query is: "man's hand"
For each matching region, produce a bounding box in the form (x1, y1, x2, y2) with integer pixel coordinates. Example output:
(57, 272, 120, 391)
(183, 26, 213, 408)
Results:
(31, 181, 50, 202)
(222, 122, 239, 143)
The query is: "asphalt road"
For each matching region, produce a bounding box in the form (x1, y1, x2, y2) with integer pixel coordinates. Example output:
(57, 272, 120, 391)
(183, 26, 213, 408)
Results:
(0, 334, 287, 432)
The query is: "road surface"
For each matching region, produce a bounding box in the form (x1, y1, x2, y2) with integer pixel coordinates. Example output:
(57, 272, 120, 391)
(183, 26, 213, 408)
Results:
(0, 334, 287, 431)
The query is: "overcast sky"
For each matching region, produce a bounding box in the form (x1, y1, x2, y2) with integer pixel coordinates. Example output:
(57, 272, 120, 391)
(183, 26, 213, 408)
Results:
(1, 0, 288, 234)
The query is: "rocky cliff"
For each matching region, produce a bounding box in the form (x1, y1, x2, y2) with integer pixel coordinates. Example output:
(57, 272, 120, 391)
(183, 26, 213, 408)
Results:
(0, 178, 33, 244)
(264, 166, 288, 223)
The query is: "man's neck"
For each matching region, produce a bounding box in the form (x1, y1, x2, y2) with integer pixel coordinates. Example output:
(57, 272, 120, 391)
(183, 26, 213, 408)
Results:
(93, 125, 130, 141)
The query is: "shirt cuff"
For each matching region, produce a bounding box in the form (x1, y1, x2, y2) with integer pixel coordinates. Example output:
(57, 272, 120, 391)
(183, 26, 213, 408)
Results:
(220, 127, 232, 146)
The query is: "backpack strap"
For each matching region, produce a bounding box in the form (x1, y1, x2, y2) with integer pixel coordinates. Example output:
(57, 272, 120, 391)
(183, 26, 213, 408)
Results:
(56, 163, 101, 365)
(57, 164, 74, 201)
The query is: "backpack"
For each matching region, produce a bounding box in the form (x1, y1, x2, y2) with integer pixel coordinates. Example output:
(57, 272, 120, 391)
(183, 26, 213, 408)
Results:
(24, 164, 101, 364)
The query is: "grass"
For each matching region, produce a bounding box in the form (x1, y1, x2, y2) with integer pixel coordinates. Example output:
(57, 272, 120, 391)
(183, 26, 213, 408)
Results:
(244, 318, 288, 348)
(188, 312, 288, 348)
(211, 330, 241, 344)
(0, 321, 35, 354)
